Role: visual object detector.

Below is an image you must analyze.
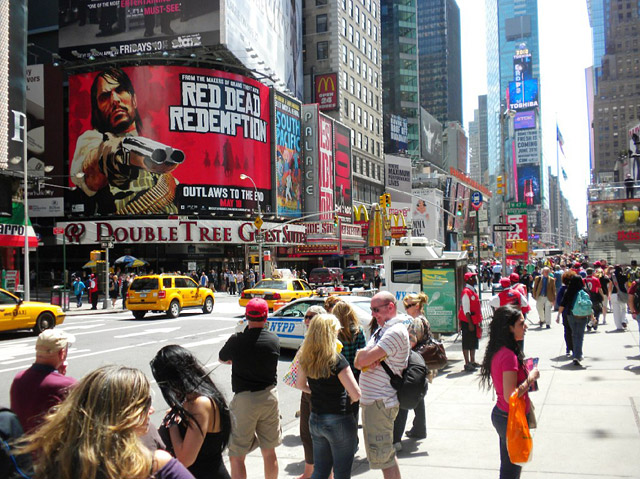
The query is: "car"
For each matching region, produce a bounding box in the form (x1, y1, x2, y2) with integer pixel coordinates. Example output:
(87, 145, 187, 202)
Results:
(342, 265, 379, 289)
(239, 278, 315, 311)
(0, 288, 66, 334)
(308, 267, 343, 288)
(235, 295, 374, 349)
(126, 274, 215, 319)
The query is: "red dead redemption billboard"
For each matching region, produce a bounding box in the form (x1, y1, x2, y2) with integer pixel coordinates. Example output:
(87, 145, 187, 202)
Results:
(68, 66, 271, 216)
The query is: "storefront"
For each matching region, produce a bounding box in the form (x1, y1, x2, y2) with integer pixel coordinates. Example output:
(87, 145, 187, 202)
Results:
(0, 203, 39, 291)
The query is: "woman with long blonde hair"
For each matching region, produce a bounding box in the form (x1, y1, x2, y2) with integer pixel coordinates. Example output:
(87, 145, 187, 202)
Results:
(297, 315, 361, 479)
(19, 365, 195, 479)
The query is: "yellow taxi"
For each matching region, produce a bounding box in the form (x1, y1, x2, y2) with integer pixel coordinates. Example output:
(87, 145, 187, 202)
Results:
(239, 278, 314, 310)
(0, 288, 66, 334)
(126, 274, 215, 319)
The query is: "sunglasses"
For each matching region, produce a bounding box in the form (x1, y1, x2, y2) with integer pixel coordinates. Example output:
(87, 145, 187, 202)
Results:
(304, 314, 315, 320)
(405, 303, 417, 308)
(370, 303, 390, 313)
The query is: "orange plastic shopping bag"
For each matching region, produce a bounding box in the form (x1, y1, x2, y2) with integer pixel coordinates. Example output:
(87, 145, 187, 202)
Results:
(506, 391, 533, 464)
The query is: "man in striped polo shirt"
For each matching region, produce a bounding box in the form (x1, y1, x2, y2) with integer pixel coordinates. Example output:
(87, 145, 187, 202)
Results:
(355, 292, 410, 479)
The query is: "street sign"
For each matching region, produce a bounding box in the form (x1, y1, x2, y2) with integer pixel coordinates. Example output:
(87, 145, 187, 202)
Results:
(254, 215, 264, 230)
(100, 241, 114, 249)
(53, 227, 64, 235)
(493, 224, 517, 233)
(508, 201, 526, 209)
(470, 191, 483, 211)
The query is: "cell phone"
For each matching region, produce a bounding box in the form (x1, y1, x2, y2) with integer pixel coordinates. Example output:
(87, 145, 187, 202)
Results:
(526, 357, 539, 392)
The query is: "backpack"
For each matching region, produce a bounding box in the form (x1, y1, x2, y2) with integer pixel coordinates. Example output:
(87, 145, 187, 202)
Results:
(0, 408, 34, 479)
(380, 351, 428, 410)
(572, 289, 593, 317)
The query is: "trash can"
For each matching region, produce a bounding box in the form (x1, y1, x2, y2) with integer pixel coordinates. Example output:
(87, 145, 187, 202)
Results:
(61, 288, 70, 312)
(51, 285, 63, 306)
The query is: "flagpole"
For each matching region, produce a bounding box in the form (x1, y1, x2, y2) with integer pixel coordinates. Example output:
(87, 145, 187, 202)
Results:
(556, 116, 562, 250)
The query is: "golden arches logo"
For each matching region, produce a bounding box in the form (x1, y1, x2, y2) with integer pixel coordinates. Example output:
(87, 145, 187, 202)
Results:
(354, 204, 369, 222)
(316, 74, 336, 93)
(391, 214, 406, 228)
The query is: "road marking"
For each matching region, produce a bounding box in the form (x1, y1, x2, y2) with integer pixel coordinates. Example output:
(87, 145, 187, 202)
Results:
(114, 327, 181, 338)
(175, 325, 236, 339)
(61, 323, 107, 330)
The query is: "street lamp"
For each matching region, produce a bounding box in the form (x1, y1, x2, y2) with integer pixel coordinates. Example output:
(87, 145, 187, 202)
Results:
(240, 174, 263, 279)
(9, 151, 54, 300)
(499, 108, 516, 274)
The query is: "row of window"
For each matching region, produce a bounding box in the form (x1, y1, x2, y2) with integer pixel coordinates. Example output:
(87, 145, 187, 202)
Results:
(339, 17, 379, 66)
(342, 0, 377, 21)
(341, 45, 379, 89)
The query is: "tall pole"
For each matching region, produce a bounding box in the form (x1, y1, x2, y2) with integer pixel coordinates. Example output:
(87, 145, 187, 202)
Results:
(500, 111, 507, 275)
(476, 208, 481, 300)
(103, 246, 110, 309)
(240, 174, 262, 279)
(22, 122, 30, 301)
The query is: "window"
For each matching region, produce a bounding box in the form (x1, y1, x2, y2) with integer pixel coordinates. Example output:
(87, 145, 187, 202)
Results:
(363, 135, 368, 151)
(316, 0, 328, 4)
(348, 0, 353, 16)
(341, 44, 347, 63)
(373, 25, 377, 41)
(317, 41, 329, 60)
(355, 31, 360, 49)
(344, 97, 349, 111)
(369, 113, 373, 131)
(349, 75, 354, 94)
(357, 106, 362, 124)
(349, 50, 354, 68)
(342, 71, 348, 89)
(355, 5, 359, 20)
(348, 24, 353, 42)
(341, 18, 346, 36)
(357, 132, 362, 149)
(316, 14, 328, 33)
(356, 56, 361, 74)
(356, 81, 361, 99)
(362, 85, 367, 103)
(361, 37, 367, 54)
(362, 62, 367, 79)
(350, 102, 355, 120)
(391, 261, 421, 284)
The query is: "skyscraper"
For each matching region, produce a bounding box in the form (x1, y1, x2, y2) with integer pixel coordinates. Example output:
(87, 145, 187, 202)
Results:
(589, 0, 640, 182)
(417, 0, 463, 124)
(469, 95, 489, 184)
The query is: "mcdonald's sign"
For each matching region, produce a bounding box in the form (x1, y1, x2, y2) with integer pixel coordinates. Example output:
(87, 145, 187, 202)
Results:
(315, 73, 338, 111)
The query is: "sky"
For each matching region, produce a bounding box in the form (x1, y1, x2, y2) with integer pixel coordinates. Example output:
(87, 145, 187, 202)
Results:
(457, 0, 593, 234)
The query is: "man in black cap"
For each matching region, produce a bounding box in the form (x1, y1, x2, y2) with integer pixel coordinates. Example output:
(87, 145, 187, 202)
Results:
(219, 298, 281, 479)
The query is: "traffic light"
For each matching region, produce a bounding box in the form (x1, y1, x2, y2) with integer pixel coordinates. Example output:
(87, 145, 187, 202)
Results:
(497, 175, 505, 195)
(384, 193, 391, 208)
(515, 239, 528, 253)
(456, 203, 463, 216)
(378, 194, 386, 210)
(333, 215, 339, 228)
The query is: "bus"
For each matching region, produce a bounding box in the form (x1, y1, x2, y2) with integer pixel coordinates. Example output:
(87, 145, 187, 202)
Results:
(531, 248, 563, 260)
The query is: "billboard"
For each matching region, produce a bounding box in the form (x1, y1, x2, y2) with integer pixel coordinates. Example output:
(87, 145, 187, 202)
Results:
(334, 122, 353, 219)
(508, 79, 539, 111)
(411, 187, 443, 244)
(315, 73, 338, 111)
(273, 91, 302, 218)
(318, 114, 334, 221)
(514, 110, 535, 130)
(302, 104, 319, 216)
(224, 0, 303, 100)
(68, 66, 271, 216)
(513, 52, 533, 83)
(385, 155, 411, 223)
(58, 1, 220, 60)
(420, 107, 443, 167)
(389, 114, 408, 153)
(515, 129, 540, 165)
(516, 164, 541, 206)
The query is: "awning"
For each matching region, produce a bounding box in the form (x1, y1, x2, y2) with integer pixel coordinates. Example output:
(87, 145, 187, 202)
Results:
(0, 202, 39, 248)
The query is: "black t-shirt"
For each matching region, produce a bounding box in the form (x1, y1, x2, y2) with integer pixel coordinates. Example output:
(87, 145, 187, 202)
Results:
(599, 276, 610, 295)
(307, 354, 350, 415)
(219, 326, 280, 393)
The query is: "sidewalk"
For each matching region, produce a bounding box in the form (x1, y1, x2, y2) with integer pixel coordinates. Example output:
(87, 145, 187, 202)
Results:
(241, 304, 640, 478)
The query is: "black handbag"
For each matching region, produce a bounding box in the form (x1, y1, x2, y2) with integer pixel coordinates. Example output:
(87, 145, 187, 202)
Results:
(416, 337, 448, 370)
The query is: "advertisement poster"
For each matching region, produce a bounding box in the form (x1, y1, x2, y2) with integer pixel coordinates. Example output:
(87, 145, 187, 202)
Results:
(385, 155, 411, 222)
(68, 66, 271, 216)
(333, 122, 352, 219)
(514, 111, 535, 130)
(422, 267, 457, 332)
(420, 107, 443, 167)
(389, 114, 408, 153)
(318, 114, 334, 221)
(411, 188, 443, 244)
(513, 52, 533, 83)
(516, 164, 541, 206)
(315, 73, 338, 111)
(508, 79, 539, 111)
(515, 129, 540, 165)
(274, 91, 302, 218)
(58, 1, 219, 60)
(506, 211, 529, 262)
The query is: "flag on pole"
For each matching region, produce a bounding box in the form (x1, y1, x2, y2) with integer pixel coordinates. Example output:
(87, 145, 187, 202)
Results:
(556, 125, 565, 156)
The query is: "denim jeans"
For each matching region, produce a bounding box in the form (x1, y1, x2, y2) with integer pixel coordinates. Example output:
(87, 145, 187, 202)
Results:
(309, 412, 358, 479)
(568, 314, 588, 360)
(393, 398, 426, 443)
(76, 293, 82, 307)
(491, 405, 522, 479)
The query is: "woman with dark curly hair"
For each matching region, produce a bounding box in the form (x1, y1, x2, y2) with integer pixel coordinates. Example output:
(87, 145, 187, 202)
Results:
(480, 306, 540, 479)
(151, 345, 231, 479)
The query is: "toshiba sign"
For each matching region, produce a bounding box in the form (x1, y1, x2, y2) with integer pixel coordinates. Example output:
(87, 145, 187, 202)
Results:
(315, 73, 338, 111)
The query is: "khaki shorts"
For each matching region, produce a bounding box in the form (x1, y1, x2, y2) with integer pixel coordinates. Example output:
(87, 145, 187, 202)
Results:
(228, 386, 282, 457)
(361, 400, 399, 470)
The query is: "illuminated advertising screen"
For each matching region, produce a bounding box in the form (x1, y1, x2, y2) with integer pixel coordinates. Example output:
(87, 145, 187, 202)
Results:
(315, 73, 338, 111)
(515, 129, 540, 165)
(68, 66, 271, 216)
(508, 79, 539, 111)
(58, 1, 220, 60)
(513, 53, 533, 83)
(318, 114, 334, 221)
(516, 164, 541, 206)
(302, 104, 319, 216)
(224, 0, 303, 100)
(389, 114, 408, 153)
(334, 121, 352, 219)
(273, 91, 302, 218)
(514, 111, 535, 130)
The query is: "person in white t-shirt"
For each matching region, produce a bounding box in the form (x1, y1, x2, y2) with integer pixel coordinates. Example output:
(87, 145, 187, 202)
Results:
(355, 291, 410, 479)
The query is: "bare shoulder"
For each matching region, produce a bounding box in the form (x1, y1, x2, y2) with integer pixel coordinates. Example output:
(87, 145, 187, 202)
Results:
(153, 449, 174, 472)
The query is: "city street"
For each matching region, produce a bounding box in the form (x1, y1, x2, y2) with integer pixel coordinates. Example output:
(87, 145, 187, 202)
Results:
(1, 294, 639, 477)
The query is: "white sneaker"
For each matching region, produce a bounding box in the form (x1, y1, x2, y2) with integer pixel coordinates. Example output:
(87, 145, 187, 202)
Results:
(393, 442, 402, 452)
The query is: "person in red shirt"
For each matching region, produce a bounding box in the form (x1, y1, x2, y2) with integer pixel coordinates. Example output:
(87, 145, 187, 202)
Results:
(627, 280, 640, 353)
(490, 278, 528, 312)
(510, 273, 531, 316)
(584, 268, 605, 330)
(458, 272, 483, 371)
(89, 273, 99, 310)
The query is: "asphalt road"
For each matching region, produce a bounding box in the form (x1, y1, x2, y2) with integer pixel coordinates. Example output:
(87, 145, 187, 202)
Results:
(0, 294, 301, 431)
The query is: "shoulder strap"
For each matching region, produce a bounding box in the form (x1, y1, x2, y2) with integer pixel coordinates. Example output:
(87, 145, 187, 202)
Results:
(380, 360, 399, 380)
